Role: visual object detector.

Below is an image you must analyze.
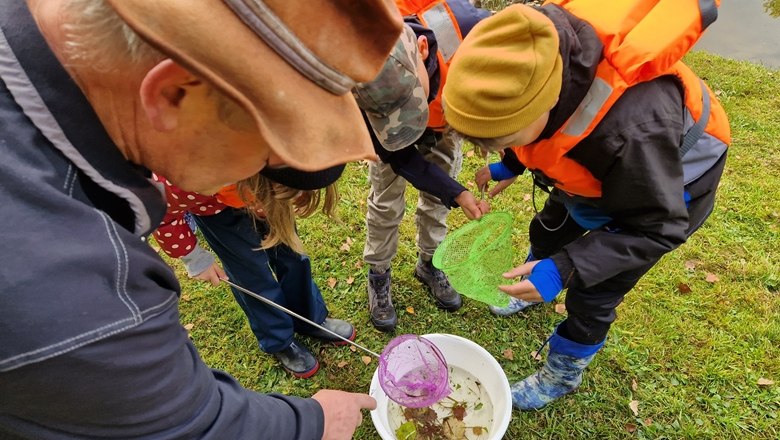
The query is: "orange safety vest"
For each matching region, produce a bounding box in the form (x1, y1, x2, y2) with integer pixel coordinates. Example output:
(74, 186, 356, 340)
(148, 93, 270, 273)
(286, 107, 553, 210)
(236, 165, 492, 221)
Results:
(396, 0, 465, 131)
(510, 0, 731, 198)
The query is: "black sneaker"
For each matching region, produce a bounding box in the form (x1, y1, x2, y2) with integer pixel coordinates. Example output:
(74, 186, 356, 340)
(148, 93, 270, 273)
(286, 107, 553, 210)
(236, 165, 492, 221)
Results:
(273, 339, 319, 378)
(368, 269, 397, 332)
(301, 318, 356, 346)
(414, 259, 462, 311)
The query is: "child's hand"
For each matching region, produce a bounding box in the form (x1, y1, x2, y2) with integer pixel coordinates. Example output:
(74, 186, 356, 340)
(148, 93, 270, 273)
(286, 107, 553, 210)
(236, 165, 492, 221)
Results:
(475, 166, 492, 191)
(499, 259, 562, 303)
(193, 263, 227, 286)
(455, 190, 490, 220)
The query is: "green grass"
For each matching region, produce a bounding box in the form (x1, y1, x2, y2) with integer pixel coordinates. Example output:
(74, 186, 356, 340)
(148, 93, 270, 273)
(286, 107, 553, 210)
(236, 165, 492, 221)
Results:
(164, 52, 779, 438)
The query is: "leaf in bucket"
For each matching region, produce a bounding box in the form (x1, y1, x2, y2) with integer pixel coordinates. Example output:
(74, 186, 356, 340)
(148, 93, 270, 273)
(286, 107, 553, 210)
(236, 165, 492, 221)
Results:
(442, 416, 466, 439)
(395, 421, 417, 440)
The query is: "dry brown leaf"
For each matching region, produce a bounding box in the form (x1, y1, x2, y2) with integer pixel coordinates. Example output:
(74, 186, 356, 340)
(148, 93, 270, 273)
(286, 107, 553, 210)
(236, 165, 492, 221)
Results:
(643, 418, 653, 426)
(361, 356, 372, 365)
(705, 273, 720, 283)
(346, 276, 355, 285)
(466, 149, 475, 158)
(531, 350, 543, 361)
(406, 306, 415, 314)
(337, 360, 348, 368)
(631, 378, 638, 392)
(466, 181, 475, 188)
(340, 242, 351, 252)
(183, 323, 194, 331)
(684, 260, 697, 270)
(327, 277, 337, 289)
(181, 293, 191, 302)
(502, 348, 514, 360)
(554, 303, 567, 314)
(150, 244, 161, 253)
(757, 377, 775, 387)
(355, 260, 364, 269)
(677, 283, 692, 294)
(625, 423, 637, 433)
(629, 400, 640, 416)
(349, 345, 357, 352)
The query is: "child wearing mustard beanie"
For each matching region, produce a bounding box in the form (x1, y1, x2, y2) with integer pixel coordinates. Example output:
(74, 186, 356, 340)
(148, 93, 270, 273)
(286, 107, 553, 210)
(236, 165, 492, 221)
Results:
(441, 1, 730, 414)
(442, 4, 562, 139)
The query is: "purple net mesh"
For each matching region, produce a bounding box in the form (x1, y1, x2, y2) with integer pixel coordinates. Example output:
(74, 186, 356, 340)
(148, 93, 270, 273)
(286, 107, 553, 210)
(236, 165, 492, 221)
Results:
(378, 334, 451, 408)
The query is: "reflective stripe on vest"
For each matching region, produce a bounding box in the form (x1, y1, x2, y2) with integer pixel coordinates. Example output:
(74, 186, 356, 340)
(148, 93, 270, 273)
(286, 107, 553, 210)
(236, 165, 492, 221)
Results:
(397, 0, 464, 130)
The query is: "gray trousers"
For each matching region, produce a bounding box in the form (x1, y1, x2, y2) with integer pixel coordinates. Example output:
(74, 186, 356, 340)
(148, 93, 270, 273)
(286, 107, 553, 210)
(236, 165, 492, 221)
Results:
(363, 132, 463, 267)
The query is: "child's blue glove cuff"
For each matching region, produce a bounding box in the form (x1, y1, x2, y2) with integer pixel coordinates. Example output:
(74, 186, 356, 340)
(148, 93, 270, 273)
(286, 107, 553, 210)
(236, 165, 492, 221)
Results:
(488, 162, 516, 181)
(527, 258, 563, 302)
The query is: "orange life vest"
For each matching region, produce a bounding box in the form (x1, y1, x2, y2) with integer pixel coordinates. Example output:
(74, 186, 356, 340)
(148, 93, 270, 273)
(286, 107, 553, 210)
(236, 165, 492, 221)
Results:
(510, 0, 731, 198)
(396, 0, 465, 131)
(215, 184, 247, 209)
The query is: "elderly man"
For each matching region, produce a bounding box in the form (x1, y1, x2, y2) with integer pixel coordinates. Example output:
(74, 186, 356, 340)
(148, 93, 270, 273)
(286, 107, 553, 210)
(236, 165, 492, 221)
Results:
(0, 0, 401, 439)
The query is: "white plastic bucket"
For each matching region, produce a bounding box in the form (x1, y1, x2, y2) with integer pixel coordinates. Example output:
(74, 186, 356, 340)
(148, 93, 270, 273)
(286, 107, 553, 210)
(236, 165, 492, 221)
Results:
(369, 333, 512, 440)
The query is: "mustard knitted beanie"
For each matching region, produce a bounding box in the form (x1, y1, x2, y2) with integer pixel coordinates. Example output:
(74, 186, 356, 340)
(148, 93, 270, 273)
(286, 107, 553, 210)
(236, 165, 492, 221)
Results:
(443, 4, 563, 138)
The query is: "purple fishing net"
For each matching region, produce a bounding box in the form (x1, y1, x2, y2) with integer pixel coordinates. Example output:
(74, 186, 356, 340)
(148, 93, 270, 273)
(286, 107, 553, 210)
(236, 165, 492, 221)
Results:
(378, 334, 451, 408)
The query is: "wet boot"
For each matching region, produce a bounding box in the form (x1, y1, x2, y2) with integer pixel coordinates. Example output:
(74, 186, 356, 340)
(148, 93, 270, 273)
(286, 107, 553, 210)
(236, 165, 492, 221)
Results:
(368, 268, 397, 332)
(511, 328, 604, 410)
(273, 339, 319, 379)
(414, 258, 462, 311)
(301, 318, 356, 346)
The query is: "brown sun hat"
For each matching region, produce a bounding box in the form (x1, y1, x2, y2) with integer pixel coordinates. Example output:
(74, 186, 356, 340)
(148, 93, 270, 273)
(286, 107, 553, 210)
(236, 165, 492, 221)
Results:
(105, 0, 403, 171)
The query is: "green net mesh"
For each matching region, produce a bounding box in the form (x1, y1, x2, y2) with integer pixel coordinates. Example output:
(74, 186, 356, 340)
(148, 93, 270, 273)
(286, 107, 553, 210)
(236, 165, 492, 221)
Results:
(433, 212, 514, 307)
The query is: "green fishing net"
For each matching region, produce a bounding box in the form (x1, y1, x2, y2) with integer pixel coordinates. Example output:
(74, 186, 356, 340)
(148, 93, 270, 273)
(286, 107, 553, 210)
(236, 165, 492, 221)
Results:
(433, 212, 514, 307)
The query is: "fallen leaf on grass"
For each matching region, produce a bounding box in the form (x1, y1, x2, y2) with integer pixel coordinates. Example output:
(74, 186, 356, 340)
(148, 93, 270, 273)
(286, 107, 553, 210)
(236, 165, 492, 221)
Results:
(340, 242, 351, 252)
(355, 260, 364, 269)
(346, 276, 355, 285)
(337, 361, 348, 368)
(677, 283, 692, 294)
(643, 418, 653, 426)
(631, 378, 638, 391)
(183, 323, 194, 331)
(554, 303, 566, 314)
(757, 377, 775, 387)
(361, 356, 372, 365)
(502, 348, 514, 360)
(629, 400, 640, 416)
(625, 423, 637, 433)
(327, 277, 337, 289)
(531, 350, 543, 361)
(466, 149, 475, 158)
(705, 273, 720, 283)
(181, 293, 191, 302)
(406, 306, 415, 314)
(466, 181, 475, 188)
(349, 345, 357, 352)
(150, 244, 161, 253)
(684, 260, 697, 270)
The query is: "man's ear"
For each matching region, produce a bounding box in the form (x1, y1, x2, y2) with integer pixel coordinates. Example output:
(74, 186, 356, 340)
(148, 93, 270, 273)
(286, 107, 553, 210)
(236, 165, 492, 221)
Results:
(417, 35, 429, 61)
(139, 59, 201, 132)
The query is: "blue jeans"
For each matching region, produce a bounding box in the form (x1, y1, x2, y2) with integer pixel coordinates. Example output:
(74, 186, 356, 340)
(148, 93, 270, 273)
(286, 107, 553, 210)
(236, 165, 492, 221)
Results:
(194, 208, 328, 353)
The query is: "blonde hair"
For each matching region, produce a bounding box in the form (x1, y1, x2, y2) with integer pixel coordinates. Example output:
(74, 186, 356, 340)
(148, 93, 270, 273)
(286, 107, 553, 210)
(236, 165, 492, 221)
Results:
(238, 174, 339, 254)
(62, 0, 164, 71)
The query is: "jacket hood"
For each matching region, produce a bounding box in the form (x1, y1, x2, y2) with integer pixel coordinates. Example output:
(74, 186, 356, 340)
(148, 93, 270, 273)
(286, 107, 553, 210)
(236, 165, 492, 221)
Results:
(537, 4, 603, 140)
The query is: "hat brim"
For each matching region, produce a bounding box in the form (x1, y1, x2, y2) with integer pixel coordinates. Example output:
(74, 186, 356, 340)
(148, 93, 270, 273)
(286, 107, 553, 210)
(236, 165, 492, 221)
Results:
(107, 0, 385, 171)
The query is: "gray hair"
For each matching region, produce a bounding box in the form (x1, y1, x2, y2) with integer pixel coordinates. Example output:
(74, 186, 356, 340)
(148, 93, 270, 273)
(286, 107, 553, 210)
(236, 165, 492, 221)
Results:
(62, 0, 164, 71)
